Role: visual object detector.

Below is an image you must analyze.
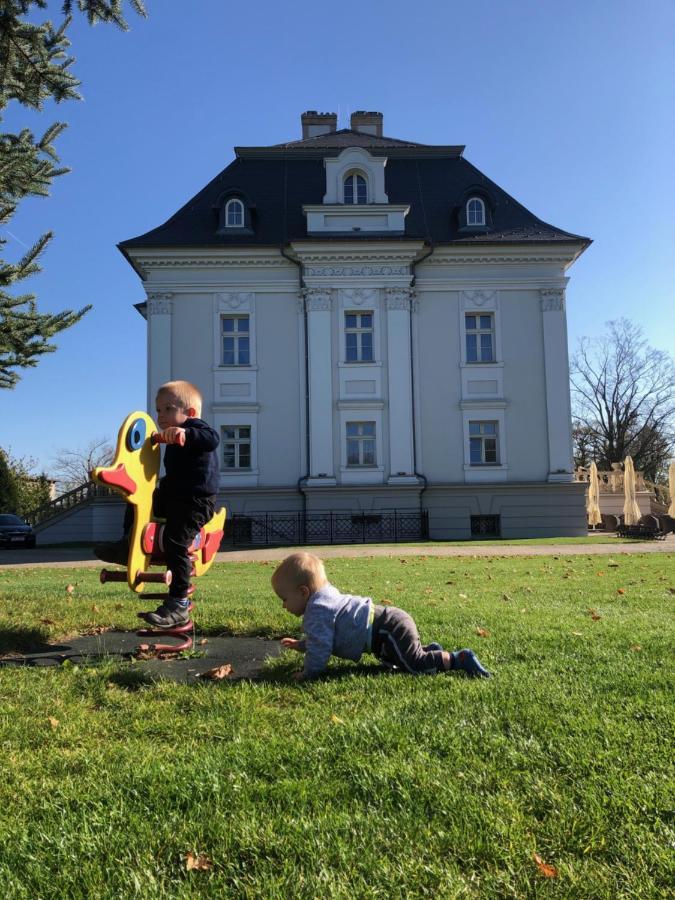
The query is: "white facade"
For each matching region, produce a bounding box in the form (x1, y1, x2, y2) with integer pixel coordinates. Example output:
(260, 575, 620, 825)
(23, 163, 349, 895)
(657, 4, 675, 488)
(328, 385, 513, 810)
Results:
(120, 114, 589, 540)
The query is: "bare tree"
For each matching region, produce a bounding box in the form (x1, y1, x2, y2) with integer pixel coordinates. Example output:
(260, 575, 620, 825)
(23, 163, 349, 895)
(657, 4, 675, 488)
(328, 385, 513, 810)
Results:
(51, 438, 113, 494)
(570, 319, 675, 482)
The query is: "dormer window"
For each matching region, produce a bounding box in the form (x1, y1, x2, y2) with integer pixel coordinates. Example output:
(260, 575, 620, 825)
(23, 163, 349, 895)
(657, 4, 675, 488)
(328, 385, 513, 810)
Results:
(225, 198, 244, 227)
(344, 172, 367, 205)
(467, 197, 485, 226)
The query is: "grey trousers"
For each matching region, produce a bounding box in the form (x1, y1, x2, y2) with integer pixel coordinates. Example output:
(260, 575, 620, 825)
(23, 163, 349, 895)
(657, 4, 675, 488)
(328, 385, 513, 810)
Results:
(371, 605, 445, 674)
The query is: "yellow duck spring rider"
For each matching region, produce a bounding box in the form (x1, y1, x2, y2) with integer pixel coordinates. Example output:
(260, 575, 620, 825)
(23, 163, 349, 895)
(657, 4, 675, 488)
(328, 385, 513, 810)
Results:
(91, 411, 226, 651)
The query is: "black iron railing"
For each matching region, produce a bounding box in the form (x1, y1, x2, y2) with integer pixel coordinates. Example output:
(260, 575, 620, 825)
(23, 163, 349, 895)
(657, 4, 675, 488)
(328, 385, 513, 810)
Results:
(28, 481, 115, 527)
(231, 509, 428, 546)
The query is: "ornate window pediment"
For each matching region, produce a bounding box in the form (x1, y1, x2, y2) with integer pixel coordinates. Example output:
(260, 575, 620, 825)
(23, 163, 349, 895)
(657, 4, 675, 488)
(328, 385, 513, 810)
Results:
(323, 148, 388, 204)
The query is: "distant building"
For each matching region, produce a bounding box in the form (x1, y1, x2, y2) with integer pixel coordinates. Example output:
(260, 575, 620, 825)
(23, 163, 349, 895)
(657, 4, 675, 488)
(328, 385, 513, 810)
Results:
(119, 110, 590, 540)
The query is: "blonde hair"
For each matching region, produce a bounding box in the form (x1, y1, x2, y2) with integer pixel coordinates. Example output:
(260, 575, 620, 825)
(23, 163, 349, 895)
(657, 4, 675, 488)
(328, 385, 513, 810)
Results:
(272, 552, 327, 594)
(157, 380, 202, 417)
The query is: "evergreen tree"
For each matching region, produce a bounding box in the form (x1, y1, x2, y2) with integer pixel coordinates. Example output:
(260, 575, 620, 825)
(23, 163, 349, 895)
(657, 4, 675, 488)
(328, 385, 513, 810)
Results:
(0, 0, 146, 388)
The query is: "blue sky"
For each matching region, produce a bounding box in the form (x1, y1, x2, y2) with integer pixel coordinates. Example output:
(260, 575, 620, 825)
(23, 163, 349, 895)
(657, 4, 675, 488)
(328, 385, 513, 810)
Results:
(3, 0, 674, 476)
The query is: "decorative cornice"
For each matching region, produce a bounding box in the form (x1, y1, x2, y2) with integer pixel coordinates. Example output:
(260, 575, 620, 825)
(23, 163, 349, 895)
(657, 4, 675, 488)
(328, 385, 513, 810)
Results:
(217, 291, 254, 310)
(540, 288, 565, 311)
(307, 265, 409, 278)
(147, 292, 173, 315)
(303, 287, 334, 311)
(384, 287, 413, 311)
(132, 253, 288, 270)
(461, 289, 497, 308)
(342, 288, 378, 306)
(425, 249, 580, 266)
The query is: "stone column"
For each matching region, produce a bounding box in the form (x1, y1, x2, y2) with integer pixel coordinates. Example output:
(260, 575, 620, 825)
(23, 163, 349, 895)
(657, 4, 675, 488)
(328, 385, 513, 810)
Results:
(385, 287, 416, 483)
(540, 288, 574, 482)
(304, 288, 336, 483)
(147, 293, 173, 411)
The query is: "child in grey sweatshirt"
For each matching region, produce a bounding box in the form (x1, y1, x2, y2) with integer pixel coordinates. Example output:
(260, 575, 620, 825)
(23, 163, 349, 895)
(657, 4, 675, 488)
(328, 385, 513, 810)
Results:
(272, 552, 491, 681)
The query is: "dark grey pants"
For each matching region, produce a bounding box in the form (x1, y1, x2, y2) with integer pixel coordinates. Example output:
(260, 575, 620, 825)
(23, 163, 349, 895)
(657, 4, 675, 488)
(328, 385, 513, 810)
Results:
(371, 605, 445, 674)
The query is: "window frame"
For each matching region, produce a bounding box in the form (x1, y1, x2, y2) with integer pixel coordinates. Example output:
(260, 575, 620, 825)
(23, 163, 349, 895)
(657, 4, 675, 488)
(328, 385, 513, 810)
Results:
(343, 171, 368, 205)
(346, 420, 377, 467)
(344, 310, 374, 363)
(465, 312, 495, 363)
(466, 197, 486, 226)
(468, 420, 499, 466)
(224, 197, 245, 228)
(221, 314, 251, 367)
(221, 424, 252, 470)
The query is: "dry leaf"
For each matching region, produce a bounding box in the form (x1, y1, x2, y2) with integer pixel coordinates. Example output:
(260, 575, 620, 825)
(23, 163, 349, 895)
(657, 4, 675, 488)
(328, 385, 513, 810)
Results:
(137, 643, 150, 652)
(630, 644, 641, 652)
(91, 604, 100, 613)
(668, 588, 675, 595)
(200, 664, 233, 680)
(588, 609, 601, 621)
(596, 571, 605, 577)
(330, 714, 345, 725)
(502, 594, 512, 602)
(198, 638, 209, 646)
(608, 561, 619, 567)
(571, 631, 583, 637)
(381, 598, 392, 606)
(423, 588, 433, 595)
(476, 627, 489, 638)
(185, 851, 213, 871)
(399, 559, 408, 564)
(459, 593, 468, 599)
(48, 717, 59, 729)
(40, 618, 56, 625)
(65, 584, 75, 594)
(617, 588, 625, 595)
(533, 853, 558, 878)
(115, 603, 124, 610)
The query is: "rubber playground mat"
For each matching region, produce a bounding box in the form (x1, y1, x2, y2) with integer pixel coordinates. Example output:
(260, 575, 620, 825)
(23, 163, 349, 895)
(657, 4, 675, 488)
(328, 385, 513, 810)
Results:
(0, 631, 284, 683)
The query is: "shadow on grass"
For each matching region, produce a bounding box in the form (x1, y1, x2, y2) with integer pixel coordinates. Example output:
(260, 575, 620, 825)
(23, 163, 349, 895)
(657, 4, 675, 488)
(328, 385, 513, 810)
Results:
(107, 667, 158, 691)
(0, 625, 71, 656)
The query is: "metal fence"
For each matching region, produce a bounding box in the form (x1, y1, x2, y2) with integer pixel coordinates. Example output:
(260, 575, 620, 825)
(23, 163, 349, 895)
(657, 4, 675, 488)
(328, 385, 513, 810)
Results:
(231, 509, 429, 546)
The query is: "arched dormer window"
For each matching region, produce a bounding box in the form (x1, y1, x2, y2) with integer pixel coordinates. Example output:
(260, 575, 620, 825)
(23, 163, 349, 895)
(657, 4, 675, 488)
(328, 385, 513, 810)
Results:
(467, 197, 485, 226)
(344, 172, 368, 205)
(225, 197, 245, 227)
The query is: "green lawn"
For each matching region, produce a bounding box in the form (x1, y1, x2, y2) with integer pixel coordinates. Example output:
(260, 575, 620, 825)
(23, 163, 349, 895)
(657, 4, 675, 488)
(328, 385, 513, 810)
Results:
(0, 554, 673, 897)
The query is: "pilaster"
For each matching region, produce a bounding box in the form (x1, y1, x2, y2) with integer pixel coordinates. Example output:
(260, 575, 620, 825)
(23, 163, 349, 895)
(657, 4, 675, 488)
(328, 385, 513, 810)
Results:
(385, 288, 417, 483)
(304, 288, 336, 484)
(540, 287, 574, 482)
(146, 292, 173, 410)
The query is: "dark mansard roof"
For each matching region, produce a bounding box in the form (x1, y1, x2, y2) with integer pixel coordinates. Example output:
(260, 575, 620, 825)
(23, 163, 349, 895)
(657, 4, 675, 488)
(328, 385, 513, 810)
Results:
(119, 128, 590, 255)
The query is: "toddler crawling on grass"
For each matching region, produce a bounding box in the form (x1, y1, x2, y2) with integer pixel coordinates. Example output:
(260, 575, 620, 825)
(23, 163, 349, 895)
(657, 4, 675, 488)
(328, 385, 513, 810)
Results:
(272, 552, 491, 681)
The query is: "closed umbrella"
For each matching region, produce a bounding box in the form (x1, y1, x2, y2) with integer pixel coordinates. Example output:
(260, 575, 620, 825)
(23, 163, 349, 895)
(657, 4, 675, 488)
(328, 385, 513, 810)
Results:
(623, 456, 641, 525)
(668, 460, 675, 518)
(586, 462, 602, 527)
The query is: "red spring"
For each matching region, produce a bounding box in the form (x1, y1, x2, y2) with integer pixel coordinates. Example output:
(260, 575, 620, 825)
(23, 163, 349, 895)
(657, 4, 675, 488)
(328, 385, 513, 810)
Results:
(136, 618, 194, 653)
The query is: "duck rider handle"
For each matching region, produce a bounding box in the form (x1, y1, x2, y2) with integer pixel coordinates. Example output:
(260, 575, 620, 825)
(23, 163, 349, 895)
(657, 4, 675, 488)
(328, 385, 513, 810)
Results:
(151, 430, 186, 447)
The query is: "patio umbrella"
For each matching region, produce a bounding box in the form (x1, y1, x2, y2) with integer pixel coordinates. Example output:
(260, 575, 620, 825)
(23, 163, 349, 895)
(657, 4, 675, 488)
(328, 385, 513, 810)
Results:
(622, 456, 641, 525)
(668, 460, 675, 517)
(586, 462, 602, 527)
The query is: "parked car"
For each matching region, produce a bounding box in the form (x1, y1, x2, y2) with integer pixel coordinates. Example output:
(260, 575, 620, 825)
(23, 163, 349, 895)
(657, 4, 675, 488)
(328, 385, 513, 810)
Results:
(0, 514, 36, 549)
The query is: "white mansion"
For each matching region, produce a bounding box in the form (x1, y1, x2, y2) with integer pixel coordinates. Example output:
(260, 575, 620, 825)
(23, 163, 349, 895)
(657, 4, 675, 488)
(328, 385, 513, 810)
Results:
(119, 110, 590, 540)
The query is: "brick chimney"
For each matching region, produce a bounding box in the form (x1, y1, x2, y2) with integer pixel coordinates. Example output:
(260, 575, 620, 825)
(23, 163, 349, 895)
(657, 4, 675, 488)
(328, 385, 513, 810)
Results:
(350, 111, 383, 137)
(301, 111, 338, 139)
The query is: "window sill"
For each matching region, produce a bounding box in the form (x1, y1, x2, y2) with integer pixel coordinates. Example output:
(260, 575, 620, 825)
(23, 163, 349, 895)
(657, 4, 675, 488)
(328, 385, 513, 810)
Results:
(460, 361, 503, 368)
(463, 464, 508, 471)
(213, 365, 258, 371)
(338, 360, 382, 369)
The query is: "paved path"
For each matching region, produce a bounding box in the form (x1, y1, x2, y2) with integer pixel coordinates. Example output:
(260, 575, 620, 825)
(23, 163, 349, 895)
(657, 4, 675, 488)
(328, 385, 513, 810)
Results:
(1, 535, 673, 569)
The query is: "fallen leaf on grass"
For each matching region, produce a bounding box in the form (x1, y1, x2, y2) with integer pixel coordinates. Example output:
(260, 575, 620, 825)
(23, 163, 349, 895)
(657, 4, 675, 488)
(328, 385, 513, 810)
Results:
(90, 604, 100, 613)
(65, 584, 75, 594)
(381, 598, 392, 606)
(114, 603, 124, 611)
(48, 717, 59, 729)
(617, 588, 625, 595)
(476, 627, 489, 638)
(330, 714, 345, 725)
(571, 631, 583, 637)
(199, 664, 233, 680)
(40, 618, 56, 626)
(502, 594, 512, 602)
(608, 561, 619, 568)
(423, 588, 433, 595)
(459, 593, 468, 599)
(532, 853, 558, 878)
(630, 644, 642, 652)
(185, 852, 213, 871)
(596, 572, 605, 577)
(588, 609, 601, 621)
(668, 588, 675, 595)
(198, 638, 209, 646)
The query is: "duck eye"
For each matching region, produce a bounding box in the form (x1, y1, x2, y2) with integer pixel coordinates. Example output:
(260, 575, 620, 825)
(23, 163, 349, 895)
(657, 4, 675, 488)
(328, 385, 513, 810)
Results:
(126, 418, 146, 451)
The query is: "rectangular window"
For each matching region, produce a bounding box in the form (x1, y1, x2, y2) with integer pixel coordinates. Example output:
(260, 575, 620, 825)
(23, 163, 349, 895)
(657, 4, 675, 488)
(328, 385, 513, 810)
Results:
(222, 425, 251, 469)
(346, 421, 376, 466)
(345, 312, 374, 362)
(469, 421, 499, 465)
(221, 315, 250, 366)
(465, 313, 494, 363)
